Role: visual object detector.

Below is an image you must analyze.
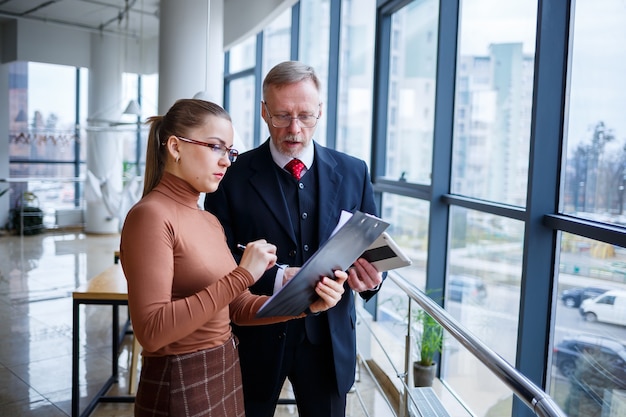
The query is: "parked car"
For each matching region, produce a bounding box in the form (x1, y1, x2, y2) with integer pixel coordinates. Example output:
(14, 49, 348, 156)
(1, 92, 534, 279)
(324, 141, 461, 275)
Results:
(447, 275, 487, 304)
(560, 286, 608, 308)
(580, 290, 626, 326)
(553, 334, 626, 389)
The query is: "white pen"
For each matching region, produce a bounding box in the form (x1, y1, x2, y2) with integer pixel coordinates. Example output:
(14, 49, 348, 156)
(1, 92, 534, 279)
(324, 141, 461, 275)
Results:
(236, 243, 285, 269)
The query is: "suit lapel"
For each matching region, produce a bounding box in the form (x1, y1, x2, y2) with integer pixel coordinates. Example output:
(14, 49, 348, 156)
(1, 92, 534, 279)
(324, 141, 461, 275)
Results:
(248, 142, 297, 244)
(314, 143, 343, 242)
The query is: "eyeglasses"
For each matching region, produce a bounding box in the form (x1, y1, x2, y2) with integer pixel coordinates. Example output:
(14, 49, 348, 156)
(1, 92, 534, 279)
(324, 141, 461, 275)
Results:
(175, 136, 239, 162)
(263, 102, 320, 128)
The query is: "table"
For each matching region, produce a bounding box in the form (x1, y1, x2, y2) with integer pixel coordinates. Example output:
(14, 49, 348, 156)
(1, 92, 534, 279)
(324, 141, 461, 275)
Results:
(71, 260, 294, 415)
(71, 263, 134, 417)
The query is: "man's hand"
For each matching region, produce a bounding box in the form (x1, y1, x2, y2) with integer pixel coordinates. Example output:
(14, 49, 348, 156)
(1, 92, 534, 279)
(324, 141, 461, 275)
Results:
(282, 267, 300, 286)
(347, 258, 382, 292)
(308, 270, 348, 313)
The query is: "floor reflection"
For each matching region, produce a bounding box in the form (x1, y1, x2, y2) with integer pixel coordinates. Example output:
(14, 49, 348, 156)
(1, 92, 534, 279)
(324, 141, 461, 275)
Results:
(0, 230, 390, 416)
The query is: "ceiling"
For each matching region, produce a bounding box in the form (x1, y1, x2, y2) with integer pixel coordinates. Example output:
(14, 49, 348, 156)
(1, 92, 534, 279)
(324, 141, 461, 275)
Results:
(0, 0, 160, 41)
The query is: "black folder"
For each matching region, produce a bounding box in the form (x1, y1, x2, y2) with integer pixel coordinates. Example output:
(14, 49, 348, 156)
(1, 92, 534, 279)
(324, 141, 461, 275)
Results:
(256, 211, 389, 318)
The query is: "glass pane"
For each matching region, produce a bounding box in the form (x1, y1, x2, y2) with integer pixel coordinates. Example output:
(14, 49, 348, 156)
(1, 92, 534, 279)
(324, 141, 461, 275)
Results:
(335, 0, 376, 161)
(229, 76, 256, 151)
(260, 7, 293, 145)
(443, 206, 525, 416)
(10, 62, 79, 163)
(299, 0, 329, 146)
(381, 194, 430, 290)
(139, 73, 159, 121)
(561, 0, 626, 228)
(384, 0, 439, 184)
(229, 35, 256, 73)
(79, 67, 89, 139)
(262, 7, 292, 77)
(374, 276, 411, 392)
(550, 232, 626, 416)
(451, 1, 537, 206)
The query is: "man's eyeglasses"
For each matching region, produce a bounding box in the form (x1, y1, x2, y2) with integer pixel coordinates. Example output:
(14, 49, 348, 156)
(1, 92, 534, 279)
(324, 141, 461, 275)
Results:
(263, 102, 320, 128)
(175, 136, 239, 162)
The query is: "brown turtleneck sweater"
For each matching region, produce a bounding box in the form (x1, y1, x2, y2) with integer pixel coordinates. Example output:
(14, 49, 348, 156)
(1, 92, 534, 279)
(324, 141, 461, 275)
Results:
(120, 172, 283, 356)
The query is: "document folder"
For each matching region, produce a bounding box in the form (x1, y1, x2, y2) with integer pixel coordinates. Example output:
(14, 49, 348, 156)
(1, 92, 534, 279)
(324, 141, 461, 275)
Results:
(256, 211, 389, 318)
(361, 232, 412, 272)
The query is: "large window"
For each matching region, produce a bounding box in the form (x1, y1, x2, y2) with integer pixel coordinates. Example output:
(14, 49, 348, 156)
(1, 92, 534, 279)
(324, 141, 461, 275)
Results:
(549, 1, 626, 415)
(7, 62, 156, 228)
(220, 1, 626, 416)
(450, 0, 536, 207)
(384, 0, 438, 184)
(299, 0, 330, 146)
(443, 1, 538, 414)
(335, 0, 376, 161)
(260, 7, 293, 146)
(8, 63, 85, 225)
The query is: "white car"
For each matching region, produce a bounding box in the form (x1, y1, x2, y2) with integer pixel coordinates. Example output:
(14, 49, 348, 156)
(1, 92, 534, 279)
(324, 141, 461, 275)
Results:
(580, 290, 626, 326)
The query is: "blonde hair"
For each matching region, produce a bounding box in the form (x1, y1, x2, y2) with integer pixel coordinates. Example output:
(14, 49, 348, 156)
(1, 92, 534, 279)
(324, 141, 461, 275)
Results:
(142, 99, 231, 197)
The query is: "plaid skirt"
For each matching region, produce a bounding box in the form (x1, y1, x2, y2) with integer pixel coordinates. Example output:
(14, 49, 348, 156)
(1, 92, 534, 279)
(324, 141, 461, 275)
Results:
(134, 335, 245, 417)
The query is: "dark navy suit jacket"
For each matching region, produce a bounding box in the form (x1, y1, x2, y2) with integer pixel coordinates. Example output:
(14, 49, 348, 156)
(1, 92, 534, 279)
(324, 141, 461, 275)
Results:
(204, 140, 380, 397)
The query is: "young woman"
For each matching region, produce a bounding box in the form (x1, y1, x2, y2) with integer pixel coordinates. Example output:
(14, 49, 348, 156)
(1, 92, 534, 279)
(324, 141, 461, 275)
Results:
(119, 99, 346, 417)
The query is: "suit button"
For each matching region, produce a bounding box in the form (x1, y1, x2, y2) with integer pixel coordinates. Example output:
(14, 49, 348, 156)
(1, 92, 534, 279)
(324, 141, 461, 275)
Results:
(301, 212, 308, 220)
(289, 250, 296, 257)
(298, 183, 304, 189)
(304, 244, 309, 252)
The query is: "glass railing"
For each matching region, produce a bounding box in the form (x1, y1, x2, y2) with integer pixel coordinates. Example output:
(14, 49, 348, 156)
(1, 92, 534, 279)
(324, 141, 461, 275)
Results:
(356, 271, 568, 417)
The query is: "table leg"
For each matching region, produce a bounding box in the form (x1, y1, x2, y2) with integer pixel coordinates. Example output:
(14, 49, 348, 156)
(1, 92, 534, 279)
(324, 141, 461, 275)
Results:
(112, 305, 119, 380)
(72, 300, 80, 416)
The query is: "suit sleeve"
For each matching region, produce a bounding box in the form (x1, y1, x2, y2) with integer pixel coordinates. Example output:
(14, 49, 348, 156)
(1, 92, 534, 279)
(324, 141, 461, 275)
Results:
(356, 158, 386, 302)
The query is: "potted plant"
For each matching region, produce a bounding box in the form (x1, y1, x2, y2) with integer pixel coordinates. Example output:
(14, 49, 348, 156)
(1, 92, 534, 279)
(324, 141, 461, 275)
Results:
(412, 309, 444, 387)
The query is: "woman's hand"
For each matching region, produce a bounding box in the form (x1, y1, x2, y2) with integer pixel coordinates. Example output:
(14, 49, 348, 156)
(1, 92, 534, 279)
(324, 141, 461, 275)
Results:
(238, 239, 277, 282)
(308, 270, 348, 313)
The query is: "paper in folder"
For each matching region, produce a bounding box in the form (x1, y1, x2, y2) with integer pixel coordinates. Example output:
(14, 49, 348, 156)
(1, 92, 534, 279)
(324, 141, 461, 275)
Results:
(255, 211, 389, 318)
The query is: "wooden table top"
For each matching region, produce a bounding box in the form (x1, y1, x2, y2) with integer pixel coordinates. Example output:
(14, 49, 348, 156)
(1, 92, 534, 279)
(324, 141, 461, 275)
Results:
(73, 263, 128, 301)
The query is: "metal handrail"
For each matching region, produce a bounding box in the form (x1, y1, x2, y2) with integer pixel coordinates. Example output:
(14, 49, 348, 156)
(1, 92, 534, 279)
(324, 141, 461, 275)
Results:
(388, 271, 567, 417)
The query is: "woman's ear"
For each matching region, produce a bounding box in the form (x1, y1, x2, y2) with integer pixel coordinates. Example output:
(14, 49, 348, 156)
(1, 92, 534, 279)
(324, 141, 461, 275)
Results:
(165, 135, 181, 162)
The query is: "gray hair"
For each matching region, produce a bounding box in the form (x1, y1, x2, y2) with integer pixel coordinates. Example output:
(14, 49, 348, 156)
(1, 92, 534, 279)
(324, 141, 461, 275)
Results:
(262, 61, 322, 100)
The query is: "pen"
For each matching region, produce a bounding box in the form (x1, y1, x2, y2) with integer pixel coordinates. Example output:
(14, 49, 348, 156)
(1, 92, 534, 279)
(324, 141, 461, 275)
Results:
(236, 243, 285, 269)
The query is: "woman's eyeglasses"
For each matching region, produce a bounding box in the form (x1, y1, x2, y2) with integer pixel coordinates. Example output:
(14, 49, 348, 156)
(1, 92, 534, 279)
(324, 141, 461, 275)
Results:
(176, 136, 239, 162)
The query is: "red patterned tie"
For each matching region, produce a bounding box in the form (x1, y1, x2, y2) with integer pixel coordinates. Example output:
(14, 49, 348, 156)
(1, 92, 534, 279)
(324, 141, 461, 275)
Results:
(285, 158, 305, 180)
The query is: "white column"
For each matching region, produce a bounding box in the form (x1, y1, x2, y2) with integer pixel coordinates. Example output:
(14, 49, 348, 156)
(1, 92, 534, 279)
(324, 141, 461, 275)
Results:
(158, 0, 224, 113)
(85, 34, 124, 234)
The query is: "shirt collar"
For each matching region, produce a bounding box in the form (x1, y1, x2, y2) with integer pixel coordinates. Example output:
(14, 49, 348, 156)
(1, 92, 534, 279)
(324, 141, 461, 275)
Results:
(269, 139, 315, 171)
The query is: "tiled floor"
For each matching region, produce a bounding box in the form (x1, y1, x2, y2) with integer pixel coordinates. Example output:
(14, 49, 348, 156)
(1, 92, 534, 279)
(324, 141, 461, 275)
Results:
(0, 229, 393, 417)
